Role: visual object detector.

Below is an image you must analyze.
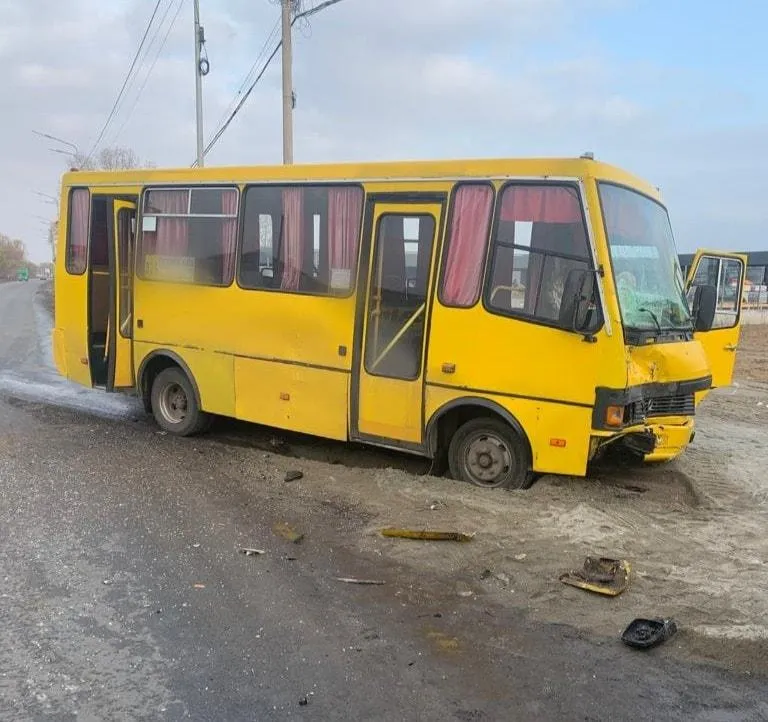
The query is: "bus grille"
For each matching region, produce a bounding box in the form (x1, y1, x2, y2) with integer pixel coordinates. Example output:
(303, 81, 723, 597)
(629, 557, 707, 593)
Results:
(626, 394, 695, 423)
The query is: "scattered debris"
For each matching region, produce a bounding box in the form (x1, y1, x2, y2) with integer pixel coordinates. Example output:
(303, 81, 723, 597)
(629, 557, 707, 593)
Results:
(480, 569, 511, 586)
(102, 579, 112, 586)
(273, 522, 304, 544)
(381, 528, 474, 542)
(455, 581, 475, 598)
(513, 553, 527, 561)
(240, 547, 266, 556)
(284, 470, 303, 483)
(335, 577, 386, 585)
(559, 556, 631, 597)
(622, 618, 678, 649)
(193, 583, 206, 589)
(298, 696, 308, 706)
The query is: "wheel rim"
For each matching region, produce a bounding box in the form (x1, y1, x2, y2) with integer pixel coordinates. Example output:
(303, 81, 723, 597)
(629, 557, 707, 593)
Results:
(462, 431, 512, 487)
(158, 382, 188, 424)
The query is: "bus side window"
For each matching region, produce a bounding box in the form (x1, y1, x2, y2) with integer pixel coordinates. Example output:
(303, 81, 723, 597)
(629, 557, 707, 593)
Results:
(239, 185, 363, 296)
(486, 184, 591, 328)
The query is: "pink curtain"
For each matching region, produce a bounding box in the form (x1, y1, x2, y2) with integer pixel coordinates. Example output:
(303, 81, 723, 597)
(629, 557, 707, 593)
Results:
(220, 189, 238, 284)
(500, 186, 580, 223)
(280, 188, 304, 291)
(68, 188, 89, 274)
(442, 185, 493, 306)
(328, 187, 363, 284)
(150, 190, 189, 255)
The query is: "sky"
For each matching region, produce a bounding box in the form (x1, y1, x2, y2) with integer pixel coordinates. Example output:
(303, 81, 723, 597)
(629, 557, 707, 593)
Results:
(0, 0, 766, 263)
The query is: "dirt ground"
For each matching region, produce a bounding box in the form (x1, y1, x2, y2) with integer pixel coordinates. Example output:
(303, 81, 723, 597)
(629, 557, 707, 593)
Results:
(734, 325, 768, 382)
(208, 327, 768, 675)
(32, 283, 768, 674)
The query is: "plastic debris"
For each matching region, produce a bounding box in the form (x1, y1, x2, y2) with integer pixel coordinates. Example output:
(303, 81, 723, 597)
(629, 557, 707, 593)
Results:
(335, 577, 386, 585)
(273, 522, 304, 544)
(381, 528, 475, 542)
(621, 618, 678, 649)
(284, 470, 303, 483)
(514, 553, 527, 561)
(559, 556, 631, 596)
(240, 547, 266, 556)
(193, 583, 206, 589)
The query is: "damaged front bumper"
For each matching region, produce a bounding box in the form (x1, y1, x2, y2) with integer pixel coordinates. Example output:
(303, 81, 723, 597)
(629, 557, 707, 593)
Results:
(591, 417, 695, 463)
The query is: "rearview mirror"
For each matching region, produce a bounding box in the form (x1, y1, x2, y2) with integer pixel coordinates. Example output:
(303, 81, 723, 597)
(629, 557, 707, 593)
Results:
(560, 269, 601, 335)
(691, 284, 717, 331)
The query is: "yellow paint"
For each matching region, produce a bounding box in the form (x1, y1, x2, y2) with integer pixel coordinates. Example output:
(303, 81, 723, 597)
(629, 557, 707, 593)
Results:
(355, 203, 442, 443)
(685, 250, 748, 388)
(52, 157, 744, 478)
(111, 200, 136, 388)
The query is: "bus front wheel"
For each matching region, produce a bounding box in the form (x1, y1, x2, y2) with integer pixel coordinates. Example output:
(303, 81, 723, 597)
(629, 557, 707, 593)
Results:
(448, 417, 532, 490)
(150, 367, 210, 436)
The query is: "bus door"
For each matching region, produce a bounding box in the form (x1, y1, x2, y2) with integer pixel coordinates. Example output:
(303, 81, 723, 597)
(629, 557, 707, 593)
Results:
(105, 199, 137, 390)
(351, 200, 443, 448)
(685, 250, 747, 387)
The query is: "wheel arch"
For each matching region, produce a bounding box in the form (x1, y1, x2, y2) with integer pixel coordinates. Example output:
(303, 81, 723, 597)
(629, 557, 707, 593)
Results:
(137, 350, 203, 414)
(425, 396, 533, 462)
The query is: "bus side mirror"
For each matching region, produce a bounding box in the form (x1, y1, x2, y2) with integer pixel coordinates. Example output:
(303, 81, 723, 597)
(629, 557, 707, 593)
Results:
(691, 284, 717, 331)
(560, 269, 600, 335)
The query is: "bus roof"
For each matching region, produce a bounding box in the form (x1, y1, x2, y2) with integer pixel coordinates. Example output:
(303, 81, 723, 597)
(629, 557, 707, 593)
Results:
(61, 156, 661, 201)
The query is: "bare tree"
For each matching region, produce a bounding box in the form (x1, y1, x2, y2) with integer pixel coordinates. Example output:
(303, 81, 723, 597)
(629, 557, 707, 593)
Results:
(70, 146, 154, 171)
(48, 220, 58, 263)
(0, 235, 28, 279)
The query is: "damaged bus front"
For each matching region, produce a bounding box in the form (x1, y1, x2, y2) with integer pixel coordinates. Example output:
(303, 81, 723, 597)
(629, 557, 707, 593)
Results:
(590, 182, 745, 462)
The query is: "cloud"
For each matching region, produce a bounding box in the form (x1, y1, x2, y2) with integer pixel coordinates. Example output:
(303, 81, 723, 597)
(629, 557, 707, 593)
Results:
(0, 0, 764, 263)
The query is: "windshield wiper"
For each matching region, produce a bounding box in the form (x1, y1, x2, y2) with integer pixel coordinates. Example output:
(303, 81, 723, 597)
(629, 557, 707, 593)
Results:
(637, 307, 662, 335)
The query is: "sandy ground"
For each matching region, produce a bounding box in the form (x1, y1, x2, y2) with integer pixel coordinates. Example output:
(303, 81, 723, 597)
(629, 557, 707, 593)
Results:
(203, 325, 768, 676)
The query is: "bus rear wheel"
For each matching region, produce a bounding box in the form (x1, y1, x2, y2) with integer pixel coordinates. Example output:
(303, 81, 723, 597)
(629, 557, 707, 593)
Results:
(448, 417, 532, 490)
(151, 367, 210, 436)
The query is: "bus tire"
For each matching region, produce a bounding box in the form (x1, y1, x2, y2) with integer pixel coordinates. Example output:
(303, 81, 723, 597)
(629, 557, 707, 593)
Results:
(448, 417, 532, 490)
(150, 367, 210, 437)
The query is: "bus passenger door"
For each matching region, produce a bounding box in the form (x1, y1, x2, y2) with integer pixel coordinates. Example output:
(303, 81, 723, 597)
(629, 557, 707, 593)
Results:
(352, 201, 442, 447)
(106, 200, 137, 390)
(685, 250, 746, 387)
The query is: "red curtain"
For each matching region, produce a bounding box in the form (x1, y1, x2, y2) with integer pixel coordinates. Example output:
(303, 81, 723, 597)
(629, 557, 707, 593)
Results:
(328, 187, 363, 290)
(150, 190, 189, 255)
(442, 185, 493, 306)
(68, 189, 89, 274)
(280, 188, 304, 291)
(500, 186, 581, 223)
(220, 189, 238, 284)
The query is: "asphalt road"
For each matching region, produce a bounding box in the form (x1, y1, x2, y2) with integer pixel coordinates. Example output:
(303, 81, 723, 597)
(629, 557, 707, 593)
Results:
(0, 280, 766, 721)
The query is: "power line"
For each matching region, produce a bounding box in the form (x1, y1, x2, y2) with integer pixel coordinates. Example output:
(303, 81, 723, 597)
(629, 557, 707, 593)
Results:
(106, 0, 179, 146)
(210, 17, 280, 137)
(84, 0, 166, 164)
(112, 0, 186, 144)
(196, 0, 347, 164)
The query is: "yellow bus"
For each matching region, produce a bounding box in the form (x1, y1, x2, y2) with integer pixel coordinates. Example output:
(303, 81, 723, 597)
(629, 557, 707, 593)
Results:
(53, 156, 745, 489)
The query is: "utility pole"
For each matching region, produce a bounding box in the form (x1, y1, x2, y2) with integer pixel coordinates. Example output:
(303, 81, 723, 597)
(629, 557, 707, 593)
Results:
(193, 0, 205, 167)
(281, 0, 294, 165)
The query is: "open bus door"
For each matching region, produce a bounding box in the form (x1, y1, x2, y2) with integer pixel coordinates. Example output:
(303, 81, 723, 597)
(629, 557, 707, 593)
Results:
(685, 250, 747, 388)
(105, 200, 137, 390)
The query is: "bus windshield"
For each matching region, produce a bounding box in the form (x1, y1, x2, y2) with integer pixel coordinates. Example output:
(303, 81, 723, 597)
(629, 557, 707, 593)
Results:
(599, 183, 691, 335)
